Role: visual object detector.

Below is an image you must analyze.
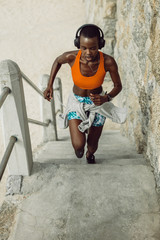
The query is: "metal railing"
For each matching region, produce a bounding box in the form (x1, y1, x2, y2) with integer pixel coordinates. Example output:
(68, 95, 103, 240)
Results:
(0, 88, 17, 180)
(0, 136, 17, 181)
(0, 87, 11, 109)
(21, 72, 44, 96)
(21, 71, 60, 140)
(0, 88, 13, 180)
(0, 59, 63, 180)
(28, 118, 51, 127)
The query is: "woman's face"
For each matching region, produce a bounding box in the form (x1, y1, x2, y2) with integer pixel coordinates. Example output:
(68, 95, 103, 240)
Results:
(79, 35, 99, 62)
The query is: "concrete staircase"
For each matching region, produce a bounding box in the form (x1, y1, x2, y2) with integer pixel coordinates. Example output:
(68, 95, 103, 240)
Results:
(7, 130, 160, 240)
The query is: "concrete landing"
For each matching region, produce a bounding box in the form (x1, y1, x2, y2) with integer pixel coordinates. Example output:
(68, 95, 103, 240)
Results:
(6, 130, 160, 240)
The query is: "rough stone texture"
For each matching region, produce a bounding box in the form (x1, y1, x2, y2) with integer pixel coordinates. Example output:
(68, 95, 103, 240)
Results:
(84, 0, 160, 190)
(114, 0, 160, 190)
(84, 0, 117, 56)
(6, 176, 23, 196)
(0, 201, 17, 240)
(103, 2, 116, 19)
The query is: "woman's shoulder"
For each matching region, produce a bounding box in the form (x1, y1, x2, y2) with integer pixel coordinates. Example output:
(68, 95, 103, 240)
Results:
(63, 50, 79, 66)
(57, 50, 79, 65)
(102, 53, 117, 71)
(64, 50, 79, 59)
(63, 50, 79, 65)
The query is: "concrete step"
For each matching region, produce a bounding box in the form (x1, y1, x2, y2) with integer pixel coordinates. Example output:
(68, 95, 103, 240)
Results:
(35, 130, 146, 166)
(9, 164, 160, 240)
(6, 130, 160, 240)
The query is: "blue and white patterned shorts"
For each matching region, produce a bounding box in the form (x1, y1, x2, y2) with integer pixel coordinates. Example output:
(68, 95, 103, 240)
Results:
(67, 94, 106, 127)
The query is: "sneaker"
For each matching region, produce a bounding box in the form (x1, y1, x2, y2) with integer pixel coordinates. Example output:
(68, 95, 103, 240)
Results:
(86, 154, 96, 164)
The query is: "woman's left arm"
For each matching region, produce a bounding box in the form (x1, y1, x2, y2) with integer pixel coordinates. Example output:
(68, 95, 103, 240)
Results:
(90, 56, 122, 106)
(104, 55, 122, 98)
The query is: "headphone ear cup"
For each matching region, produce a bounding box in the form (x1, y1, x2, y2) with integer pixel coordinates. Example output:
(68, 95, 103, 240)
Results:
(74, 37, 80, 49)
(99, 38, 105, 49)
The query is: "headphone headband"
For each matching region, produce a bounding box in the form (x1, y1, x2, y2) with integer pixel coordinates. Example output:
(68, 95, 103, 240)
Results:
(75, 24, 104, 39)
(74, 24, 105, 49)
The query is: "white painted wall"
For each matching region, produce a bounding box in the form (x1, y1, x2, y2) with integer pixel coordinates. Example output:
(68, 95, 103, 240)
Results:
(0, 0, 86, 157)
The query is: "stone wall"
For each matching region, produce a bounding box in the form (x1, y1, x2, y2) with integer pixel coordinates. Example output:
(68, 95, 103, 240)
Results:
(84, 0, 117, 56)
(115, 0, 160, 190)
(84, 0, 160, 190)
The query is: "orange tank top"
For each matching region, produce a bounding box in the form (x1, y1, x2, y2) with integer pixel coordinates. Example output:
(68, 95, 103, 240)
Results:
(71, 50, 106, 90)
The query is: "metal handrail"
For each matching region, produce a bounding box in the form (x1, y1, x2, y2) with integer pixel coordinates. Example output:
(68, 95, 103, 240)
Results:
(21, 72, 53, 128)
(21, 71, 61, 131)
(0, 136, 17, 181)
(21, 70, 62, 142)
(28, 118, 51, 127)
(55, 109, 61, 115)
(21, 71, 60, 95)
(0, 87, 11, 109)
(21, 71, 44, 97)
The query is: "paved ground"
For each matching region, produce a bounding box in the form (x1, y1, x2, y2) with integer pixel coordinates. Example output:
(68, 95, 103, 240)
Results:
(2, 130, 160, 240)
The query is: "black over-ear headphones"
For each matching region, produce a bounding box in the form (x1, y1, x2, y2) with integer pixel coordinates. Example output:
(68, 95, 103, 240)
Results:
(74, 24, 105, 49)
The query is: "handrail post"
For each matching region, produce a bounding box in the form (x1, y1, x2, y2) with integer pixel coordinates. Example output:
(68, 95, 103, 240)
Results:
(0, 59, 33, 176)
(54, 77, 63, 114)
(40, 74, 58, 142)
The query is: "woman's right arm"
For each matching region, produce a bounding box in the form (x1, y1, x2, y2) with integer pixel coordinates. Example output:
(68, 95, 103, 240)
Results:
(43, 51, 76, 101)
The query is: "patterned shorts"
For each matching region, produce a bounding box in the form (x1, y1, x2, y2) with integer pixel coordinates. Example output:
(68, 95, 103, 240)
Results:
(67, 94, 106, 127)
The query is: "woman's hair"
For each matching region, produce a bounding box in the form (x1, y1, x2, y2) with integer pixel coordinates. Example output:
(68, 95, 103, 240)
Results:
(74, 24, 105, 49)
(80, 26, 100, 40)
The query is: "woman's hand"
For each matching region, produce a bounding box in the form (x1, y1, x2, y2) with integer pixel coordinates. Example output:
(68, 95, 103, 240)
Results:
(43, 87, 53, 102)
(90, 93, 108, 106)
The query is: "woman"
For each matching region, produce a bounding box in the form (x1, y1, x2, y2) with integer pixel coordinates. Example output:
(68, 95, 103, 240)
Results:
(43, 24, 126, 164)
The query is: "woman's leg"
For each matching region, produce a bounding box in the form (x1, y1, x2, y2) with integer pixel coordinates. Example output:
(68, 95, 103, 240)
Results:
(69, 119, 86, 158)
(86, 125, 103, 161)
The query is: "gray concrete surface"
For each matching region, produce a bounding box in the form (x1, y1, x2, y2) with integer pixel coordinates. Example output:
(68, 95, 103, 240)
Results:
(5, 130, 160, 240)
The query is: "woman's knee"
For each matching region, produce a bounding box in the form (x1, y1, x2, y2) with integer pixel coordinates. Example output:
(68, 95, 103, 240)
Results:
(72, 140, 85, 158)
(72, 140, 85, 152)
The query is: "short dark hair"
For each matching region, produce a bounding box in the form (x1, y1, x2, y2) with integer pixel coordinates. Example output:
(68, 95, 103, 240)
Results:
(80, 26, 100, 39)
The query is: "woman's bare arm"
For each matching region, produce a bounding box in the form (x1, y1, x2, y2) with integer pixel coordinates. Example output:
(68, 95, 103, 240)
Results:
(90, 55, 122, 106)
(44, 51, 77, 101)
(104, 55, 122, 98)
